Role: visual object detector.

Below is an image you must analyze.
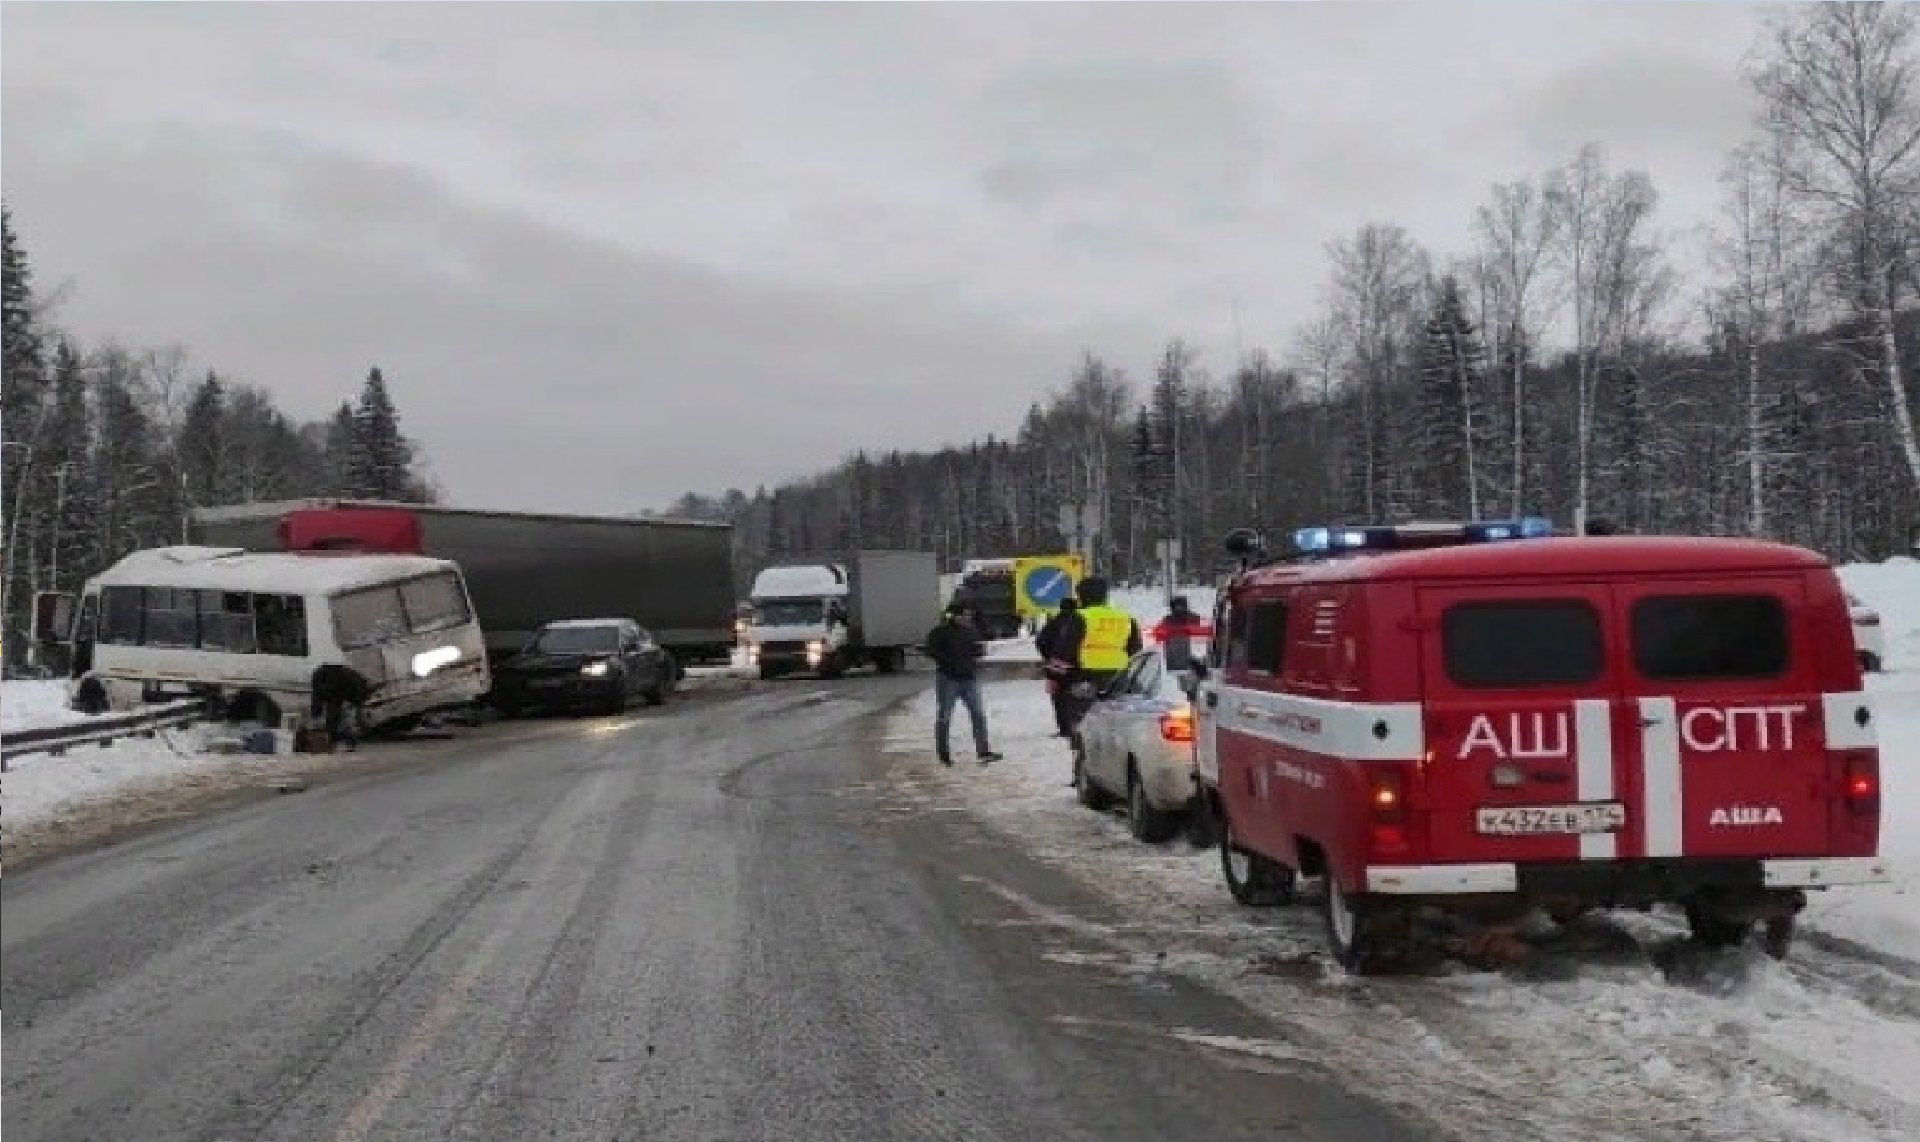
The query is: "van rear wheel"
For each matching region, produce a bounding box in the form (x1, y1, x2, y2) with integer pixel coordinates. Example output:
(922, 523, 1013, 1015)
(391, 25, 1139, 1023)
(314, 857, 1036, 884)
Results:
(1684, 904, 1753, 950)
(1219, 813, 1293, 907)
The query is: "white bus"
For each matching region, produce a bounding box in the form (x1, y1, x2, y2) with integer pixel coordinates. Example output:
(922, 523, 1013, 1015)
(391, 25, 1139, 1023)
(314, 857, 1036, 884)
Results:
(47, 545, 491, 731)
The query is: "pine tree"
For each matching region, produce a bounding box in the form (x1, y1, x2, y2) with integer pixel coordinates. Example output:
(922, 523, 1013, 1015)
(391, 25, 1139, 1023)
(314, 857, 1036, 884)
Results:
(2, 205, 48, 647)
(177, 372, 228, 510)
(40, 340, 96, 589)
(1414, 276, 1489, 518)
(345, 367, 415, 500)
(92, 369, 168, 560)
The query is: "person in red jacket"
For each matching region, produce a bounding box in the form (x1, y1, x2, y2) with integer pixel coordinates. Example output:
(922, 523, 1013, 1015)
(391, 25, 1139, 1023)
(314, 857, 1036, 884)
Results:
(1151, 595, 1205, 671)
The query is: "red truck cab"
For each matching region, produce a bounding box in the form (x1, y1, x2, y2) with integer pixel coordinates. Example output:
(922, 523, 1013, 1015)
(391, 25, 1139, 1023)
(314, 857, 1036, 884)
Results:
(1192, 520, 1887, 973)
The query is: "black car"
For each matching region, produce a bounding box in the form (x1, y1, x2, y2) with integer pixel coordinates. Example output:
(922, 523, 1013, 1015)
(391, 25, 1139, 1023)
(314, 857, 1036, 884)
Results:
(491, 619, 675, 716)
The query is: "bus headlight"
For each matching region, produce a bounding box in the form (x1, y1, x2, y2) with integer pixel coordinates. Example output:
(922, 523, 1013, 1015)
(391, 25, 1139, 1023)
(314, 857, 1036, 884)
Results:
(411, 646, 460, 678)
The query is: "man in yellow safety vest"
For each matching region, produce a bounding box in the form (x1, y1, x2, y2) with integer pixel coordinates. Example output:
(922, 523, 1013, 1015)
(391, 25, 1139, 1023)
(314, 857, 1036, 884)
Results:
(1055, 575, 1142, 744)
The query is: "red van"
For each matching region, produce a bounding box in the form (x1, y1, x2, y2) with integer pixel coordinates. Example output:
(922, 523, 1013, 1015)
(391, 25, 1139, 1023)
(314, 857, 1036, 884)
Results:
(1191, 520, 1887, 974)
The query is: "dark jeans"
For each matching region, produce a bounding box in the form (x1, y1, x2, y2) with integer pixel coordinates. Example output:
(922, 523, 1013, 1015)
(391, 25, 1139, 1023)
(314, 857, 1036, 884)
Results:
(934, 674, 990, 758)
(1062, 669, 1121, 733)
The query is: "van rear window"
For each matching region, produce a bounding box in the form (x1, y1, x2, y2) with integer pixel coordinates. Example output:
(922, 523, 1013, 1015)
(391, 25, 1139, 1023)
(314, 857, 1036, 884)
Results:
(1443, 601, 1604, 689)
(1632, 595, 1788, 681)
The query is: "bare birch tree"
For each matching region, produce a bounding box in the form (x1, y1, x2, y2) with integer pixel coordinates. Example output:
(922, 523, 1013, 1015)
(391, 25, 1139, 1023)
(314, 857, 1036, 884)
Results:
(1750, 0, 1920, 493)
(1546, 145, 1662, 534)
(1473, 178, 1561, 514)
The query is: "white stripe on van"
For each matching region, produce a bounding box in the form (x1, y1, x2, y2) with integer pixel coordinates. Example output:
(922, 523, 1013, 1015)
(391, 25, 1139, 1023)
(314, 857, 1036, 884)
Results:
(1216, 685, 1424, 763)
(1638, 696, 1685, 858)
(1574, 699, 1617, 860)
(1822, 692, 1876, 750)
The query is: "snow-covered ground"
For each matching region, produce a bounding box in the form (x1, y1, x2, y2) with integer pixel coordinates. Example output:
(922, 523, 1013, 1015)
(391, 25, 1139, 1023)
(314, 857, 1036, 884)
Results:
(1805, 557, 1920, 953)
(3, 722, 267, 830)
(881, 557, 1920, 1142)
(1, 677, 95, 733)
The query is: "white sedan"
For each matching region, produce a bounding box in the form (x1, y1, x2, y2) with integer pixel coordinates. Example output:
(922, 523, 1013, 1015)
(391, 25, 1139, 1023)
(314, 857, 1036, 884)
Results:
(1849, 592, 1885, 673)
(1071, 648, 1201, 843)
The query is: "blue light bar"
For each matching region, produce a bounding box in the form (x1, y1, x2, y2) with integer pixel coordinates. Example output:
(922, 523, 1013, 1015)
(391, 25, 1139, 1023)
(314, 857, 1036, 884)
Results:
(1288, 517, 1554, 555)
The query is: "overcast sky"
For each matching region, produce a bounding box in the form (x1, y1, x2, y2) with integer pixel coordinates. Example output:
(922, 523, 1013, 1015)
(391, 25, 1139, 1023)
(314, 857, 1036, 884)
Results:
(3, 1, 1774, 515)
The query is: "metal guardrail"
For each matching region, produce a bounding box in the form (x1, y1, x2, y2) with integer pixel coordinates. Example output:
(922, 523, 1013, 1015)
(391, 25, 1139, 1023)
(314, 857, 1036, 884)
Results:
(1, 698, 207, 770)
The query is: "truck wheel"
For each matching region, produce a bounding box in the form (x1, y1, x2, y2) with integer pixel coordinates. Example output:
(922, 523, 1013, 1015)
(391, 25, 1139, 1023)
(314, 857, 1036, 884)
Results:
(875, 648, 902, 674)
(1324, 875, 1400, 974)
(1127, 765, 1181, 844)
(1219, 813, 1293, 907)
(817, 657, 846, 680)
(1073, 742, 1114, 810)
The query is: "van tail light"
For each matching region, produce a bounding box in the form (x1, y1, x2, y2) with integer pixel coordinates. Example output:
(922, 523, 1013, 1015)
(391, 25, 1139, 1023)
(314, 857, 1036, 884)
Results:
(1369, 769, 1409, 850)
(1369, 770, 1407, 824)
(1841, 752, 1880, 817)
(1159, 709, 1194, 744)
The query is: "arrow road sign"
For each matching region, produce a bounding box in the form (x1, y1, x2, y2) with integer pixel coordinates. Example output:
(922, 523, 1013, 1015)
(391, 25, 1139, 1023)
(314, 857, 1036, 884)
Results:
(1022, 564, 1073, 608)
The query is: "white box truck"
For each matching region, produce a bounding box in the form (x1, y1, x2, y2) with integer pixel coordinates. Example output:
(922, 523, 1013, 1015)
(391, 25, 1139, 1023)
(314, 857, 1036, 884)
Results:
(744, 550, 939, 680)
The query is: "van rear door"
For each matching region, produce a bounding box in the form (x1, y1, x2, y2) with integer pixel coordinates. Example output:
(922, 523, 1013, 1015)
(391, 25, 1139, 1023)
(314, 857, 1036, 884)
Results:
(1613, 577, 1829, 859)
(1415, 585, 1630, 864)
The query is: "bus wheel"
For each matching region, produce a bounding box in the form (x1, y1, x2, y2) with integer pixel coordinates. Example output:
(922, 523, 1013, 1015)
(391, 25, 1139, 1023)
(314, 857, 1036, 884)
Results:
(227, 692, 281, 727)
(74, 678, 109, 715)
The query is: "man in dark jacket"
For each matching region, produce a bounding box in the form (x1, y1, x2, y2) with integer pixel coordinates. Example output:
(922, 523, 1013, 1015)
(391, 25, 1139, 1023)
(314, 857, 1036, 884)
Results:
(924, 603, 1002, 766)
(1034, 597, 1079, 738)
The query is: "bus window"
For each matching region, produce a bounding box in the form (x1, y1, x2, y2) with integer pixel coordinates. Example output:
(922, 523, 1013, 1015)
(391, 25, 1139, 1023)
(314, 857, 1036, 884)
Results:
(399, 572, 471, 634)
(101, 587, 141, 645)
(143, 588, 198, 648)
(198, 590, 258, 654)
(255, 595, 309, 657)
(334, 586, 409, 649)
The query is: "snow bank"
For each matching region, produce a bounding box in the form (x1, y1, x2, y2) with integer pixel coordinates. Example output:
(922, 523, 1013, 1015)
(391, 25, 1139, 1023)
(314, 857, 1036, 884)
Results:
(1802, 558, 1920, 953)
(2, 679, 90, 733)
(3, 724, 231, 830)
(1839, 557, 1920, 671)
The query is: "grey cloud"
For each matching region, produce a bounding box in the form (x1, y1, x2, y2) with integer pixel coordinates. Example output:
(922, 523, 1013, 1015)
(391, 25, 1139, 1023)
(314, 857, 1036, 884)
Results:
(3, 102, 1123, 514)
(970, 58, 1274, 222)
(1512, 52, 1759, 159)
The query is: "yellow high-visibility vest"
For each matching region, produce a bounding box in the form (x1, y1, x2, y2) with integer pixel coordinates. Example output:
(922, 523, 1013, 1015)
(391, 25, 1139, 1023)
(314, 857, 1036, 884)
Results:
(1077, 604, 1134, 672)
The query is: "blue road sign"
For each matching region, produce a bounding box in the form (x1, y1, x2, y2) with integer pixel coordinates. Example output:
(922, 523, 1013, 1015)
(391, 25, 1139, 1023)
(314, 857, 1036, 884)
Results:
(1022, 564, 1072, 608)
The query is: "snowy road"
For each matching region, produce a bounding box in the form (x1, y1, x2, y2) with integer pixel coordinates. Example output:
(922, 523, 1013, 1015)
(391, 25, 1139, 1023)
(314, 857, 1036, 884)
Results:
(1, 672, 1418, 1142)
(883, 680, 1920, 1142)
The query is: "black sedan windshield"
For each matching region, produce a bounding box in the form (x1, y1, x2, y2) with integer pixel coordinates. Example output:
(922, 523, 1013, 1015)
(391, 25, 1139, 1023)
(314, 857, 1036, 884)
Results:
(527, 626, 620, 655)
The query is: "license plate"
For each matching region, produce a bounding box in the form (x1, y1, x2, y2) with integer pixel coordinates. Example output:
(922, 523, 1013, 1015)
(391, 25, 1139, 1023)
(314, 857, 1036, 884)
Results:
(1475, 802, 1626, 836)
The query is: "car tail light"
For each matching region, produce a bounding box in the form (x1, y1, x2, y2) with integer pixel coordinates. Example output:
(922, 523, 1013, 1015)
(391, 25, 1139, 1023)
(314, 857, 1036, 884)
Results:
(1842, 752, 1879, 816)
(1159, 709, 1194, 743)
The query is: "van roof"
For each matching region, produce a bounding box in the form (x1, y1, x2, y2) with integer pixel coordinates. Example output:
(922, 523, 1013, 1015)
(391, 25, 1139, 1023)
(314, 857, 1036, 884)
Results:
(91, 545, 458, 596)
(1239, 535, 1828, 589)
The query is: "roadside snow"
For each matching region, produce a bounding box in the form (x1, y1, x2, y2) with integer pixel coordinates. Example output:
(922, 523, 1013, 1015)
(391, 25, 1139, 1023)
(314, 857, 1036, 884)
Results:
(882, 678, 1920, 1141)
(1803, 558, 1920, 955)
(1, 678, 90, 732)
(3, 724, 235, 830)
